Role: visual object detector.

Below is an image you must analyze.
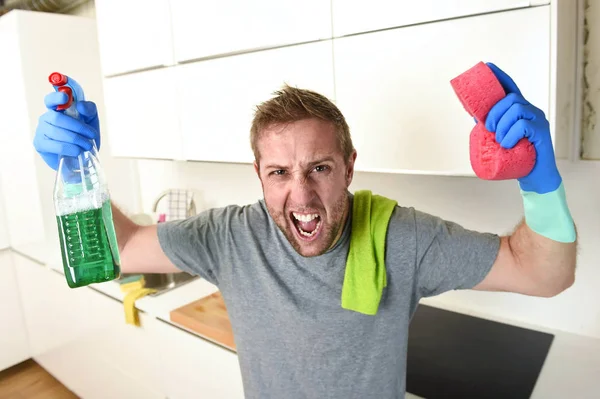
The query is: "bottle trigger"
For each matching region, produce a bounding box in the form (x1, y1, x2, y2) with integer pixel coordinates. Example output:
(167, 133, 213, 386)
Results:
(56, 86, 73, 111)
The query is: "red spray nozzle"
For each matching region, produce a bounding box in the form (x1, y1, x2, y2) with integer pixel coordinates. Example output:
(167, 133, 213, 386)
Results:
(49, 72, 72, 111)
(49, 72, 68, 86)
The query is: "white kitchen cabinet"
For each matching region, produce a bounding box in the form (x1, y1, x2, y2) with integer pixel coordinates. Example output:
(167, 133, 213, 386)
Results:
(13, 254, 164, 398)
(0, 181, 9, 250)
(13, 253, 94, 360)
(179, 41, 335, 163)
(84, 288, 165, 398)
(0, 251, 30, 371)
(332, 0, 542, 37)
(94, 0, 174, 76)
(155, 319, 245, 399)
(0, 11, 47, 249)
(0, 10, 120, 249)
(170, 0, 332, 63)
(333, 6, 552, 175)
(103, 67, 183, 160)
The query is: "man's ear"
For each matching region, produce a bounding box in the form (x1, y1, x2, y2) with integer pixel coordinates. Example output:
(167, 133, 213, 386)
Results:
(254, 160, 260, 178)
(346, 150, 357, 185)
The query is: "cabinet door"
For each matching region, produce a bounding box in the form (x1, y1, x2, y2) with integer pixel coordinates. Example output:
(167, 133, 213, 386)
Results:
(0, 136, 46, 250)
(170, 0, 332, 62)
(103, 67, 183, 160)
(84, 288, 164, 397)
(94, 0, 174, 76)
(179, 41, 335, 163)
(0, 251, 30, 371)
(13, 256, 163, 399)
(0, 15, 45, 248)
(13, 254, 93, 361)
(0, 19, 17, 252)
(0, 181, 8, 250)
(333, 6, 550, 175)
(332, 0, 535, 37)
(155, 319, 245, 399)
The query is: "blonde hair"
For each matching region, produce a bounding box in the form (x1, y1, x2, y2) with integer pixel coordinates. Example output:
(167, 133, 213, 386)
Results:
(250, 84, 354, 163)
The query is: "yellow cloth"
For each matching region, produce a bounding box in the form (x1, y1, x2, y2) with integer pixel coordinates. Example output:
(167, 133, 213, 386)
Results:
(123, 286, 157, 326)
(119, 278, 145, 293)
(341, 190, 397, 315)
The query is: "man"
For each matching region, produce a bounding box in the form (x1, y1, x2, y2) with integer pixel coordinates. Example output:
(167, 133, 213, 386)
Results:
(34, 63, 577, 398)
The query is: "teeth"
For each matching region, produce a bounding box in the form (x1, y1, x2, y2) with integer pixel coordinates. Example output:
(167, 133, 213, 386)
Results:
(293, 212, 319, 222)
(298, 220, 322, 237)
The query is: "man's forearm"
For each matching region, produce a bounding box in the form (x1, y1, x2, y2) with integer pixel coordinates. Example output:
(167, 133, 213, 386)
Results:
(110, 202, 139, 253)
(108, 202, 180, 274)
(509, 218, 577, 296)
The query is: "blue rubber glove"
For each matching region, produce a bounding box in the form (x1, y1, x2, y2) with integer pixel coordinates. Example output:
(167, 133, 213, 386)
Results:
(484, 62, 562, 194)
(33, 91, 101, 171)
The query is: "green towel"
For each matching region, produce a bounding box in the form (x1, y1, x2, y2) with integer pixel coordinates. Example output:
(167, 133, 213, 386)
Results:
(341, 190, 398, 315)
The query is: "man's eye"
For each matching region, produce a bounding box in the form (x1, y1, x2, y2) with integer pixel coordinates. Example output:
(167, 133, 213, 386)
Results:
(314, 165, 329, 172)
(271, 170, 286, 176)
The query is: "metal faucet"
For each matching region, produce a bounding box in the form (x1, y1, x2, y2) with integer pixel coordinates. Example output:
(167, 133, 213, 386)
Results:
(151, 189, 197, 220)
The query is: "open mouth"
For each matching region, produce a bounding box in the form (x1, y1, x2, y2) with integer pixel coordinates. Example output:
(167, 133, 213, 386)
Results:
(291, 212, 322, 240)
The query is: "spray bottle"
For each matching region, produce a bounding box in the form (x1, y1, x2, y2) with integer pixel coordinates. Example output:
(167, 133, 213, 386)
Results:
(49, 72, 121, 288)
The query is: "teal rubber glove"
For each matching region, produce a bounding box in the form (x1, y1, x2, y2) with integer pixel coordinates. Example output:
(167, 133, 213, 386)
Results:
(484, 62, 561, 194)
(33, 91, 101, 171)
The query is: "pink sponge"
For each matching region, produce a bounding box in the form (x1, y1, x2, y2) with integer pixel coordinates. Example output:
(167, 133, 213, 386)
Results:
(450, 62, 535, 180)
(469, 123, 536, 181)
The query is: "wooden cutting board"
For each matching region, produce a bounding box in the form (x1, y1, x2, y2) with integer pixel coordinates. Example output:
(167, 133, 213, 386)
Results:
(169, 291, 236, 351)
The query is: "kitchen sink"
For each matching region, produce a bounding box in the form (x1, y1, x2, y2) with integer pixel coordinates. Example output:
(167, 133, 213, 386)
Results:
(119, 272, 198, 296)
(118, 213, 199, 296)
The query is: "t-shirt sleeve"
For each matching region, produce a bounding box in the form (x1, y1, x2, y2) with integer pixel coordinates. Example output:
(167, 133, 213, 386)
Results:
(156, 207, 235, 286)
(413, 209, 501, 298)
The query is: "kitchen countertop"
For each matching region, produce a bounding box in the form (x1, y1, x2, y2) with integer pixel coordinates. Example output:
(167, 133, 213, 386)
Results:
(11, 241, 600, 398)
(13, 240, 218, 319)
(13, 240, 226, 346)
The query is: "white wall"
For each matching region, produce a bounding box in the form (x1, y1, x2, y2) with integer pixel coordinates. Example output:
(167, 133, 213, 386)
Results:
(583, 0, 600, 159)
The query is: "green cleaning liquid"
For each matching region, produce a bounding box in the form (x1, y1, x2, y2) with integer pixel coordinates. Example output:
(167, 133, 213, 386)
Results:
(56, 196, 121, 288)
(49, 72, 121, 288)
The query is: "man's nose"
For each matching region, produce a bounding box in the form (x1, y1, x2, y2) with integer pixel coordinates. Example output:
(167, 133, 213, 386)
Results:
(290, 175, 316, 205)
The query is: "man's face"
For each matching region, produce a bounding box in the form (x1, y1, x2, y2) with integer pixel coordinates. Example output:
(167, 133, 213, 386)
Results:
(254, 118, 356, 257)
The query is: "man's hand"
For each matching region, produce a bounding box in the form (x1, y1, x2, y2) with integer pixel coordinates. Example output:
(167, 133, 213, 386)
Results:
(33, 91, 101, 171)
(484, 62, 561, 194)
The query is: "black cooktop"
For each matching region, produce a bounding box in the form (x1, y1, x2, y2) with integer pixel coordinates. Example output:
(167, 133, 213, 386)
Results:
(406, 304, 554, 399)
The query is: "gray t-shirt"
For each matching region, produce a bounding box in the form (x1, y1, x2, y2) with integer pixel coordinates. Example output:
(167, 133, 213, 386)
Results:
(157, 193, 500, 399)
